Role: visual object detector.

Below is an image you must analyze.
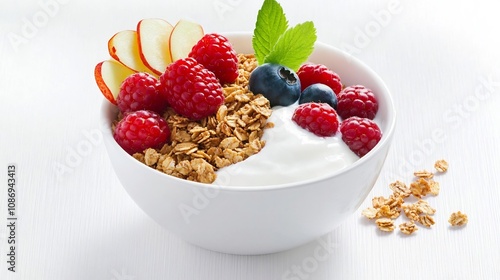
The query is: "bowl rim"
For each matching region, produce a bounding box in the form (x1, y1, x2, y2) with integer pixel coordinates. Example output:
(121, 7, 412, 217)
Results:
(101, 32, 396, 192)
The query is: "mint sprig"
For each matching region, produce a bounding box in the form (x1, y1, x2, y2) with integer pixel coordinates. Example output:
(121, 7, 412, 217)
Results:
(253, 0, 288, 65)
(252, 0, 317, 71)
(264, 21, 316, 71)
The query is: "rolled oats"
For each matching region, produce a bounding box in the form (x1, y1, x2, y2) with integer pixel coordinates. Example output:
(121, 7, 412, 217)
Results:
(362, 159, 466, 236)
(418, 215, 435, 228)
(375, 218, 395, 232)
(133, 153, 145, 164)
(128, 54, 272, 183)
(434, 159, 449, 173)
(428, 180, 440, 196)
(220, 136, 240, 149)
(399, 221, 418, 235)
(414, 199, 436, 215)
(372, 196, 387, 209)
(386, 194, 404, 209)
(402, 203, 420, 222)
(144, 148, 160, 166)
(379, 204, 401, 219)
(414, 170, 434, 179)
(361, 207, 380, 219)
(389, 180, 411, 198)
(449, 211, 468, 226)
(175, 160, 192, 176)
(410, 178, 431, 198)
(159, 156, 176, 175)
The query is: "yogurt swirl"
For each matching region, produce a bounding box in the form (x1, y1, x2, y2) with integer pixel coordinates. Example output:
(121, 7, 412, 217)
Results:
(214, 104, 358, 186)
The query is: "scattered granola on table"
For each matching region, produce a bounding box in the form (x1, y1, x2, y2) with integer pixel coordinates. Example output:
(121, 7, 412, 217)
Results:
(434, 159, 449, 173)
(361, 207, 380, 219)
(413, 170, 434, 179)
(361, 159, 467, 236)
(418, 214, 435, 228)
(375, 218, 395, 232)
(449, 211, 468, 226)
(410, 178, 431, 198)
(402, 203, 420, 222)
(399, 221, 418, 235)
(428, 180, 440, 196)
(389, 180, 411, 198)
(414, 199, 436, 215)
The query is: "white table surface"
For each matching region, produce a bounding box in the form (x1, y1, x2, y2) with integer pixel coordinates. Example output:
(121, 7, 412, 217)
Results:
(2, 0, 500, 279)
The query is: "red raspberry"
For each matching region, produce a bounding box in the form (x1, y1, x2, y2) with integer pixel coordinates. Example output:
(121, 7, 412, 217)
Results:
(116, 72, 167, 114)
(337, 85, 378, 120)
(339, 116, 382, 157)
(188, 33, 239, 84)
(292, 102, 339, 137)
(297, 63, 342, 95)
(113, 110, 170, 154)
(159, 57, 224, 120)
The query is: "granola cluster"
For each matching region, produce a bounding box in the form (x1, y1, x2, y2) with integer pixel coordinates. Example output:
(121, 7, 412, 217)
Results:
(130, 54, 273, 183)
(362, 159, 468, 235)
(449, 211, 468, 226)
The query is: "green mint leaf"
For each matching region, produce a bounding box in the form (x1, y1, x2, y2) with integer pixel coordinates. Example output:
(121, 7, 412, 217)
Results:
(252, 0, 289, 65)
(264, 21, 317, 71)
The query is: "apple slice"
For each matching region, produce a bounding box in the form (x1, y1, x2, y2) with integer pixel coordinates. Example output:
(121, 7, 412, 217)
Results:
(108, 30, 155, 75)
(95, 60, 136, 104)
(137, 18, 174, 75)
(169, 19, 204, 62)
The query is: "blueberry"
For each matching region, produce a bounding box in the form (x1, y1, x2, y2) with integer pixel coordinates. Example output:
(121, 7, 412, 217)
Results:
(249, 63, 301, 107)
(299, 83, 338, 110)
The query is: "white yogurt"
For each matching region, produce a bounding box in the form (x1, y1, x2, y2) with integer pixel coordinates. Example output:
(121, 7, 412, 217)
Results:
(213, 104, 359, 186)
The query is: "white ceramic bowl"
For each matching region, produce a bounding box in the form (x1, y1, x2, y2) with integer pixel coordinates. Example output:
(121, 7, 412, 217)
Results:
(101, 33, 396, 255)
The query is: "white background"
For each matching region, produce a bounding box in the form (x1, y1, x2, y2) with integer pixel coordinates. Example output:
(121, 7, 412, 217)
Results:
(1, 0, 500, 279)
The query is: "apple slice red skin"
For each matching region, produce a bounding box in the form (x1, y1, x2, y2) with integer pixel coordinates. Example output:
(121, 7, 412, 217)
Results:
(94, 60, 137, 104)
(107, 30, 155, 75)
(137, 18, 174, 76)
(169, 19, 205, 62)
